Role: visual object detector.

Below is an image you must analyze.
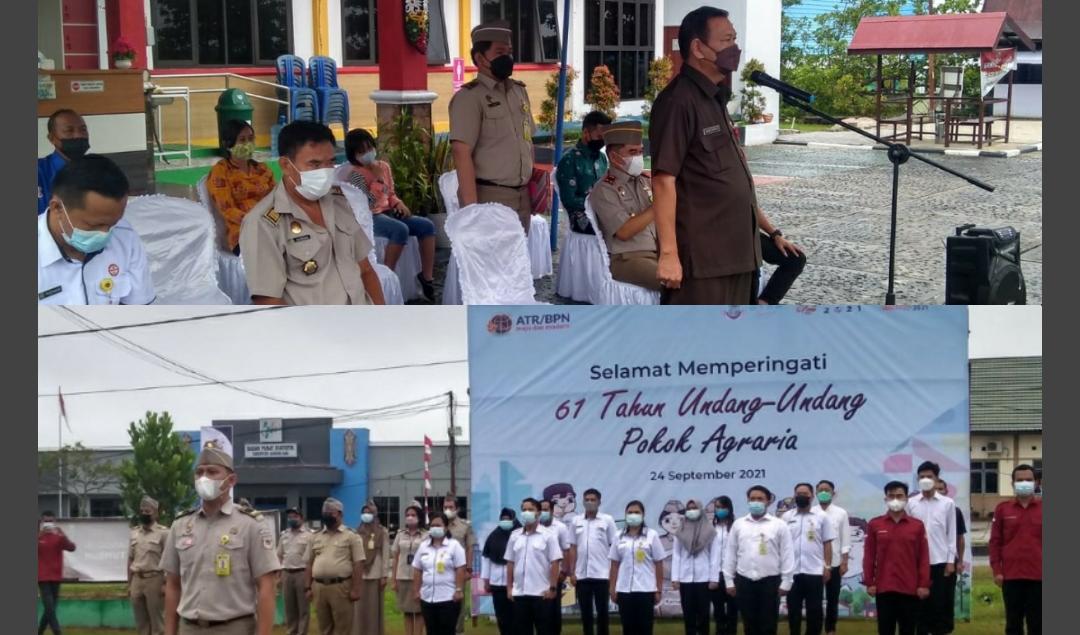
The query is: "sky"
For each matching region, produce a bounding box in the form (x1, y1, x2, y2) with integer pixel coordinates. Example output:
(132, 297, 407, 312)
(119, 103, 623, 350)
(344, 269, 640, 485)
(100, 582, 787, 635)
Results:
(38, 305, 1040, 449)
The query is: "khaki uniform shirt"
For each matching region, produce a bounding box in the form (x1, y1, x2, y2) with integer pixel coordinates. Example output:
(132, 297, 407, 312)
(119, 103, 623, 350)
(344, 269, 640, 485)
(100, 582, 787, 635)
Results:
(358, 526, 392, 580)
(239, 182, 374, 305)
(308, 527, 366, 580)
(447, 518, 477, 564)
(590, 169, 658, 255)
(160, 500, 281, 622)
(449, 73, 536, 187)
(391, 529, 428, 580)
(649, 65, 762, 278)
(278, 527, 314, 571)
(129, 524, 169, 574)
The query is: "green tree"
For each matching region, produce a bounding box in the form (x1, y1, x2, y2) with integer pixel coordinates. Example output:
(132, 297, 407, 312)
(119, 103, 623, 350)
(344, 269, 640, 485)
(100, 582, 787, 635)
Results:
(642, 57, 673, 123)
(119, 411, 196, 526)
(539, 67, 578, 134)
(38, 443, 121, 518)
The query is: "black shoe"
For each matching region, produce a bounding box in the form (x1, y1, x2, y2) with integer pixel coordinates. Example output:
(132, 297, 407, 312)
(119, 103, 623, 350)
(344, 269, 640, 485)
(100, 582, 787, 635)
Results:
(417, 273, 436, 303)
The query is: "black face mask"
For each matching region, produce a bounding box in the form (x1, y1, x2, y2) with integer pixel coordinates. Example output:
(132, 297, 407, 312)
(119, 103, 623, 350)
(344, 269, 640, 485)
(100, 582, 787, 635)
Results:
(139, 514, 153, 525)
(321, 514, 338, 528)
(587, 139, 605, 153)
(288, 518, 302, 529)
(795, 495, 812, 509)
(60, 137, 90, 160)
(489, 54, 515, 81)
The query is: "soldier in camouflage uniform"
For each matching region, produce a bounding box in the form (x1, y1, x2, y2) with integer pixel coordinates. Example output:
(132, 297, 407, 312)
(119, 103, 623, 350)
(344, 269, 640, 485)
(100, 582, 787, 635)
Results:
(555, 111, 612, 235)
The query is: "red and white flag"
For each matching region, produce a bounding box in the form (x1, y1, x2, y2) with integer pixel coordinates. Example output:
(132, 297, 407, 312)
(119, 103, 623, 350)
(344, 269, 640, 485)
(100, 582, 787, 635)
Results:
(422, 436, 433, 518)
(58, 387, 72, 433)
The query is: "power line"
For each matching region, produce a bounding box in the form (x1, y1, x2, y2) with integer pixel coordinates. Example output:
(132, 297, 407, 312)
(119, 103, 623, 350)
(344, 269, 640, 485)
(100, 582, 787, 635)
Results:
(39, 307, 289, 338)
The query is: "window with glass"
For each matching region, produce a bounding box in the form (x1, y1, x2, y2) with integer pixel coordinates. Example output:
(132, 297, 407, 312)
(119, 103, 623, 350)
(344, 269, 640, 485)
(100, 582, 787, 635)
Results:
(90, 497, 125, 518)
(372, 496, 401, 531)
(152, 0, 291, 66)
(342, 0, 450, 65)
(479, 0, 560, 64)
(584, 0, 654, 100)
(971, 460, 999, 495)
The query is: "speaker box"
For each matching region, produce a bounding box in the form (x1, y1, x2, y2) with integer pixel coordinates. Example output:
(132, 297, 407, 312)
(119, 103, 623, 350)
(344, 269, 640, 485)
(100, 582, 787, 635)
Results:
(945, 225, 1026, 304)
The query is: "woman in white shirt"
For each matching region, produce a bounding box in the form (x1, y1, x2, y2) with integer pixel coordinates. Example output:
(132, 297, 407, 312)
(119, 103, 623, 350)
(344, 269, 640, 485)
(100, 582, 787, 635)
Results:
(608, 500, 666, 635)
(392, 504, 427, 635)
(411, 512, 467, 635)
(709, 496, 739, 635)
(481, 507, 520, 635)
(672, 499, 714, 635)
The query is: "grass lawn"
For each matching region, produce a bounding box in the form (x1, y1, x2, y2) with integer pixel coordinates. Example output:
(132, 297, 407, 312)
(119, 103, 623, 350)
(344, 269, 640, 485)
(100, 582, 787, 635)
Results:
(778, 121, 835, 134)
(63, 567, 1007, 634)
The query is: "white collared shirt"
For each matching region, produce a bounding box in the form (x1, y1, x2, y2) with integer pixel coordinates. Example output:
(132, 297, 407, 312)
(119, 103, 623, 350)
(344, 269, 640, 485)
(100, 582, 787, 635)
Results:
(38, 214, 154, 305)
(411, 538, 466, 604)
(671, 524, 716, 584)
(505, 526, 563, 597)
(481, 556, 508, 587)
(813, 503, 852, 568)
(609, 527, 666, 593)
(572, 512, 619, 580)
(907, 492, 957, 565)
(781, 508, 835, 575)
(709, 524, 730, 583)
(723, 514, 796, 591)
(543, 518, 575, 551)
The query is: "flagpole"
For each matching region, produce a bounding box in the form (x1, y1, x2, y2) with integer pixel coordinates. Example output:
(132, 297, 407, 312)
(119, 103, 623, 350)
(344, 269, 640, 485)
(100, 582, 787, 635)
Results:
(57, 396, 63, 517)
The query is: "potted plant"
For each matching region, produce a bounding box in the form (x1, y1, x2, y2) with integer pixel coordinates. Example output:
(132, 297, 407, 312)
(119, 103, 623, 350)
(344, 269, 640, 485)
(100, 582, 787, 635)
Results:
(739, 58, 767, 124)
(383, 108, 455, 247)
(112, 37, 136, 69)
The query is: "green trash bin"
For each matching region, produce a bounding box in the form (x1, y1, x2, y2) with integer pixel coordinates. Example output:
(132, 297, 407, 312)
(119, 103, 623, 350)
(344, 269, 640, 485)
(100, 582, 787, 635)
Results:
(215, 88, 254, 155)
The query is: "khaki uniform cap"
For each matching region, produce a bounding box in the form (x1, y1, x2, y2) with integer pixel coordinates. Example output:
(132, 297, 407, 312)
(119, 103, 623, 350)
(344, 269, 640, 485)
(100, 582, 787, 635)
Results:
(471, 21, 513, 45)
(603, 120, 644, 146)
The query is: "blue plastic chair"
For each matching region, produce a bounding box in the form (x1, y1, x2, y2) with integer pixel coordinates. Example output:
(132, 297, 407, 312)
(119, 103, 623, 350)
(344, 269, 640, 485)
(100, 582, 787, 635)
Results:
(275, 55, 319, 123)
(308, 56, 350, 131)
(276, 55, 307, 88)
(321, 91, 350, 132)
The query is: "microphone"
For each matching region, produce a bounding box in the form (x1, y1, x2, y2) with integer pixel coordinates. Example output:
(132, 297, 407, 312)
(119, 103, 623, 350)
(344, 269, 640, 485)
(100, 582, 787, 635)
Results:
(749, 70, 815, 104)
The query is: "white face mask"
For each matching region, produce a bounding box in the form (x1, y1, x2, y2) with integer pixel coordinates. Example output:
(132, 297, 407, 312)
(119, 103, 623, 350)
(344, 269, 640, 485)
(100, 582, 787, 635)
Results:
(621, 154, 645, 177)
(919, 478, 936, 492)
(195, 476, 226, 501)
(887, 498, 906, 513)
(287, 159, 335, 201)
(685, 509, 702, 521)
(443, 508, 457, 520)
(1014, 480, 1036, 497)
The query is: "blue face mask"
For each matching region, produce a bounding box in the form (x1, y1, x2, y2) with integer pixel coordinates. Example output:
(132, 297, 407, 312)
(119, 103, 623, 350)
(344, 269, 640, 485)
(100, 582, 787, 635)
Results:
(498, 519, 514, 531)
(748, 501, 767, 517)
(359, 150, 377, 165)
(714, 509, 730, 520)
(539, 511, 552, 523)
(57, 200, 112, 254)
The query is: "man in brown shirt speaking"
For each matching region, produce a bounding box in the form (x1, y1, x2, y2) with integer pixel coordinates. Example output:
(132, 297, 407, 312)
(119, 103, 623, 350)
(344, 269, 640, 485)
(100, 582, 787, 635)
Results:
(651, 6, 785, 304)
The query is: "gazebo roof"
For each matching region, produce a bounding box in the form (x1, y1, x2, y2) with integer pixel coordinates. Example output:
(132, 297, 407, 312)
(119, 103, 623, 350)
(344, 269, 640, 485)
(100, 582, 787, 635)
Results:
(848, 12, 1035, 55)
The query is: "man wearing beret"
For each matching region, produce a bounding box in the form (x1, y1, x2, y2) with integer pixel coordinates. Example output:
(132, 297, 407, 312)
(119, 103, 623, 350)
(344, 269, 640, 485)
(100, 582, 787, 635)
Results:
(129, 495, 169, 635)
(588, 120, 661, 292)
(449, 20, 537, 234)
(161, 442, 280, 635)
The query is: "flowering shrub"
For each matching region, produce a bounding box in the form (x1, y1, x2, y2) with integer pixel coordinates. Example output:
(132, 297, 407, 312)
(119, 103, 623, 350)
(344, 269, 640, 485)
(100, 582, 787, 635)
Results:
(538, 67, 578, 133)
(586, 65, 620, 120)
(405, 0, 429, 53)
(112, 37, 136, 61)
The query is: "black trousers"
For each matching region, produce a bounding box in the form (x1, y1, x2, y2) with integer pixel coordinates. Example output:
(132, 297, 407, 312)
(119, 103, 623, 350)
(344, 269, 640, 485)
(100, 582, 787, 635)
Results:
(735, 575, 782, 635)
(549, 583, 564, 634)
(1003, 580, 1041, 635)
(420, 600, 461, 635)
(489, 585, 514, 635)
(756, 233, 807, 304)
(577, 578, 611, 635)
(513, 595, 551, 635)
(679, 582, 711, 635)
(917, 564, 953, 635)
(788, 574, 825, 635)
(616, 592, 656, 635)
(711, 584, 740, 635)
(38, 582, 62, 635)
(824, 566, 843, 632)
(876, 592, 918, 635)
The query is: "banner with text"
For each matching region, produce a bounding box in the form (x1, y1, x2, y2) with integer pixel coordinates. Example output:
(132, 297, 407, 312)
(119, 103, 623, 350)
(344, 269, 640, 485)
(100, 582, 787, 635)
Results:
(468, 306, 972, 620)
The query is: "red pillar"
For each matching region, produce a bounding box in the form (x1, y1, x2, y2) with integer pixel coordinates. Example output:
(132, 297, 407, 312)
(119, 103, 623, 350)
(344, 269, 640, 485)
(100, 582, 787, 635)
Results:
(105, 0, 148, 69)
(377, 0, 429, 91)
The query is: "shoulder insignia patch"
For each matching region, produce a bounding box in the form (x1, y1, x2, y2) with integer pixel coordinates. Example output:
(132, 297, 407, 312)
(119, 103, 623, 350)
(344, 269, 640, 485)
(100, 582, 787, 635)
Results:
(512, 79, 527, 88)
(238, 506, 262, 520)
(603, 174, 617, 185)
(463, 79, 480, 89)
(263, 209, 280, 225)
(175, 507, 198, 519)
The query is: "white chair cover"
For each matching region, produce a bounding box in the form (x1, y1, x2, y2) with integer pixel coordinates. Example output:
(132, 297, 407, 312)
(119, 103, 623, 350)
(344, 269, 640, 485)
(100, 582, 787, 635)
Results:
(444, 203, 543, 305)
(552, 176, 605, 303)
(439, 171, 462, 304)
(528, 214, 554, 279)
(123, 195, 232, 304)
(216, 252, 250, 305)
(583, 197, 661, 305)
(335, 182, 406, 305)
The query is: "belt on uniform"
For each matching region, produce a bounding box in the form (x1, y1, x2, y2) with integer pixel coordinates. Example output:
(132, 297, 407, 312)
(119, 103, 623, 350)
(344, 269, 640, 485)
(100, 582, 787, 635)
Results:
(284, 568, 307, 573)
(181, 614, 254, 628)
(315, 576, 352, 584)
(134, 571, 163, 578)
(476, 179, 525, 190)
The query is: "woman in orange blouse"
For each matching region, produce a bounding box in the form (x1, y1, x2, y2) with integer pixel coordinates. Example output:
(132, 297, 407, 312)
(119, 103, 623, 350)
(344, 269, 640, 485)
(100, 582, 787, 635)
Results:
(207, 119, 276, 254)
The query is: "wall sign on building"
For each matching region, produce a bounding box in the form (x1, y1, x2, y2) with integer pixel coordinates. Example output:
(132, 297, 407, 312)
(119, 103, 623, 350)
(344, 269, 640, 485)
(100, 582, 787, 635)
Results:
(245, 443, 298, 458)
(259, 418, 283, 442)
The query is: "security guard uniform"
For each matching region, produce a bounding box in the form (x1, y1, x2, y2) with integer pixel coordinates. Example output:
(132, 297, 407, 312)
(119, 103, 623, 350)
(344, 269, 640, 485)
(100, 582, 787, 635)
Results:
(448, 21, 536, 234)
(308, 500, 366, 635)
(129, 498, 169, 635)
(555, 140, 608, 234)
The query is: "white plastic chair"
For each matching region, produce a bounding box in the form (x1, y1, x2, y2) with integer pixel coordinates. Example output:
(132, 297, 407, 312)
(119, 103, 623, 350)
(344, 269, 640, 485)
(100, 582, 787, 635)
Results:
(197, 173, 251, 305)
(123, 194, 232, 304)
(439, 171, 463, 305)
(582, 197, 661, 305)
(444, 202, 544, 304)
(335, 182, 407, 305)
(553, 178, 605, 302)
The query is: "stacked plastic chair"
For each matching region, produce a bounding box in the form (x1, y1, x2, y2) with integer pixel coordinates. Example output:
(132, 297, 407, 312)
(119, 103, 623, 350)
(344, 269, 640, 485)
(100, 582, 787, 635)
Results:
(309, 56, 350, 132)
(276, 55, 319, 123)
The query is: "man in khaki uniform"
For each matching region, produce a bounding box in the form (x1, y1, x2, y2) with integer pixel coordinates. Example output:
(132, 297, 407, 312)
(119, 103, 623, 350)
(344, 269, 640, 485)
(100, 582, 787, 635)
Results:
(449, 20, 537, 234)
(443, 494, 477, 634)
(278, 508, 313, 635)
(129, 495, 169, 635)
(589, 121, 661, 292)
(161, 442, 280, 635)
(239, 120, 385, 305)
(305, 498, 365, 635)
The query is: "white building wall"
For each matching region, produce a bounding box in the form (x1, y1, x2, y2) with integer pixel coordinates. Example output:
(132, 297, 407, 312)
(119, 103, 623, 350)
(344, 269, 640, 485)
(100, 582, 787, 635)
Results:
(291, 0, 315, 61)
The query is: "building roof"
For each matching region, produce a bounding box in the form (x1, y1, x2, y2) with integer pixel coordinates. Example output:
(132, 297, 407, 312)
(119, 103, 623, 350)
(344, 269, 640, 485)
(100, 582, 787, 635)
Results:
(983, 0, 1042, 41)
(970, 356, 1042, 432)
(848, 12, 1035, 55)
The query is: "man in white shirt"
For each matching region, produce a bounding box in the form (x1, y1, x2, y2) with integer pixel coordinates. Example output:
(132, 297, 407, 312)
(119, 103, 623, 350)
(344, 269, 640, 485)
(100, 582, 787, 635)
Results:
(781, 483, 834, 635)
(724, 485, 796, 635)
(570, 488, 618, 635)
(38, 155, 155, 305)
(814, 479, 851, 635)
(540, 498, 575, 634)
(505, 497, 562, 635)
(906, 461, 957, 635)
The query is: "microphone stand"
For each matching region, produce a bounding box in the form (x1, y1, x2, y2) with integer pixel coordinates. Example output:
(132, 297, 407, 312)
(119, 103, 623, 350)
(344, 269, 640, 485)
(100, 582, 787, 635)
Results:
(777, 94, 995, 305)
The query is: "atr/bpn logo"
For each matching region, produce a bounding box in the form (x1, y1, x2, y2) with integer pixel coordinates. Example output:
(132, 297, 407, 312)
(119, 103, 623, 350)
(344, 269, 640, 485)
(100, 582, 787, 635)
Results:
(487, 314, 513, 335)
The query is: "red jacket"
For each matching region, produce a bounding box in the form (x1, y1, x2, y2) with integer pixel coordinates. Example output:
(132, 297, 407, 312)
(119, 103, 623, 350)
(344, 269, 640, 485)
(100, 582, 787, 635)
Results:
(863, 513, 930, 596)
(37, 529, 76, 582)
(989, 498, 1042, 581)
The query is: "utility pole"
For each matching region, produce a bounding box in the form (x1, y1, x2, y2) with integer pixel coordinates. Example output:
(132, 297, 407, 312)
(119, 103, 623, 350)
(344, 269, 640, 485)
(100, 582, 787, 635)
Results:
(448, 391, 457, 496)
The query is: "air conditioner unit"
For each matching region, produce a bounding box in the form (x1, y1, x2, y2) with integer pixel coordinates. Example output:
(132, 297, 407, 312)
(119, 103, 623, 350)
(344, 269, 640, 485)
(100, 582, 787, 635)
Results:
(986, 440, 1003, 455)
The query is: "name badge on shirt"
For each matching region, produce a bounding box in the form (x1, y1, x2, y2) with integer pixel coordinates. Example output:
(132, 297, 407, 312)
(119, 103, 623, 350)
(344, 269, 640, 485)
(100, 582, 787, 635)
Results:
(703, 124, 724, 137)
(436, 557, 447, 574)
(215, 552, 231, 577)
(38, 286, 62, 300)
(406, 554, 414, 565)
(807, 529, 816, 542)
(635, 548, 646, 563)
(758, 535, 768, 556)
(292, 235, 311, 243)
